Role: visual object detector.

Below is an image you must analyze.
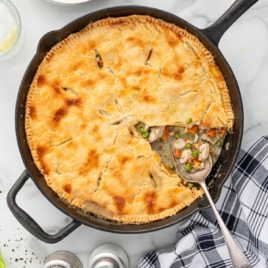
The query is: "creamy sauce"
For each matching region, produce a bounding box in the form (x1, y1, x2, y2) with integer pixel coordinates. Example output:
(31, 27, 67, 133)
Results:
(151, 139, 174, 166)
(137, 124, 226, 176)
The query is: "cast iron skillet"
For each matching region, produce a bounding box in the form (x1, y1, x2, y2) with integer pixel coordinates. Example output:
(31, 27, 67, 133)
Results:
(7, 0, 258, 243)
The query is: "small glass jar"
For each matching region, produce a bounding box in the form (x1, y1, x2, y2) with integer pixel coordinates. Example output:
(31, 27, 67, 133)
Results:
(0, 0, 24, 60)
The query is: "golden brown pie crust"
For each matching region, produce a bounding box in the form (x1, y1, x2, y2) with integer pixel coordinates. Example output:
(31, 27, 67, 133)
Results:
(25, 15, 234, 224)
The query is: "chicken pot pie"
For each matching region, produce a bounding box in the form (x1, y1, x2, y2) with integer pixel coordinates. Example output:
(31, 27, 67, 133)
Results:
(25, 15, 234, 224)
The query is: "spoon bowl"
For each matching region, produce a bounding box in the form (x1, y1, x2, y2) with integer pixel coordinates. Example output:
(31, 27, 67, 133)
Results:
(173, 154, 212, 184)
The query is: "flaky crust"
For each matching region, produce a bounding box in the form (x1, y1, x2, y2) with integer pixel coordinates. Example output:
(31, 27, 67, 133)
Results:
(25, 15, 234, 223)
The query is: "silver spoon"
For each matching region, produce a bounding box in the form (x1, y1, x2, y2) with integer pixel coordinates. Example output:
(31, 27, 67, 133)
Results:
(171, 151, 251, 268)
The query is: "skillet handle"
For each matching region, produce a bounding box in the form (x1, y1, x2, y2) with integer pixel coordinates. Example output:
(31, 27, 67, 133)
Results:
(7, 170, 82, 244)
(202, 0, 259, 46)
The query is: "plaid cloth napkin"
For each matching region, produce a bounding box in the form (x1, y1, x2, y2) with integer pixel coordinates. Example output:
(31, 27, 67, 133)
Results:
(139, 135, 268, 268)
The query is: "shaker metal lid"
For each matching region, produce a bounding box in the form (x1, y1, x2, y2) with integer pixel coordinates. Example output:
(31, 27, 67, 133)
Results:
(88, 244, 129, 268)
(43, 251, 82, 268)
(93, 258, 119, 268)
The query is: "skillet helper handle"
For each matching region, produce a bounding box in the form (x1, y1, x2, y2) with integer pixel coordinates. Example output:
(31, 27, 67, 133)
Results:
(7, 170, 82, 244)
(200, 181, 252, 268)
(203, 0, 259, 46)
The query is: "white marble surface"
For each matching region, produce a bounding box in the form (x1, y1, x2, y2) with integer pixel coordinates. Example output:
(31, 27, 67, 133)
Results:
(0, 0, 267, 267)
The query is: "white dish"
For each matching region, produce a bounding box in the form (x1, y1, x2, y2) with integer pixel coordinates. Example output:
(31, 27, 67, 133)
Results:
(46, 0, 92, 4)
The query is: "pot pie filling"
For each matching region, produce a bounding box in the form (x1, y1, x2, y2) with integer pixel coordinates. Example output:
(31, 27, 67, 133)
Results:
(137, 123, 227, 188)
(25, 15, 234, 224)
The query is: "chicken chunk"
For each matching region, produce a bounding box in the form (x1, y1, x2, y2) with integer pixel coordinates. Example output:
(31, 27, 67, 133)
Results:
(173, 138, 186, 150)
(198, 143, 210, 161)
(180, 149, 192, 164)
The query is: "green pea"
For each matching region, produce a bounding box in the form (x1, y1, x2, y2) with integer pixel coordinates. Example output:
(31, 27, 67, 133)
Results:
(192, 150, 199, 158)
(189, 135, 195, 141)
(139, 127, 145, 133)
(186, 182, 194, 188)
(185, 163, 193, 172)
(185, 143, 192, 149)
(174, 132, 180, 139)
(185, 117, 192, 124)
(217, 140, 223, 147)
(142, 131, 149, 139)
(185, 132, 195, 141)
(169, 165, 175, 170)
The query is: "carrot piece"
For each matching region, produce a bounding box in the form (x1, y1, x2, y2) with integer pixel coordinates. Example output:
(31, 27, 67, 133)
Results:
(188, 125, 199, 134)
(174, 149, 182, 158)
(193, 159, 202, 170)
(188, 158, 202, 169)
(161, 132, 169, 140)
(205, 128, 216, 138)
(164, 126, 170, 133)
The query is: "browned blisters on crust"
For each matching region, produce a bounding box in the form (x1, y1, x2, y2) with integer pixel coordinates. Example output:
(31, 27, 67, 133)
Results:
(142, 95, 156, 104)
(175, 30, 185, 39)
(37, 75, 46, 87)
(88, 125, 103, 143)
(114, 196, 126, 213)
(172, 65, 186, 81)
(61, 140, 78, 153)
(63, 183, 72, 194)
(53, 108, 68, 124)
(119, 155, 132, 166)
(177, 65, 185, 74)
(125, 36, 145, 48)
(36, 146, 46, 158)
(28, 105, 36, 120)
(97, 72, 108, 80)
(109, 168, 124, 183)
(92, 125, 99, 133)
(87, 39, 96, 50)
(66, 98, 82, 107)
(70, 59, 85, 71)
(129, 68, 143, 77)
(209, 65, 225, 84)
(79, 149, 100, 175)
(52, 84, 62, 95)
(36, 147, 50, 175)
(164, 32, 179, 47)
(81, 78, 96, 88)
(40, 162, 50, 176)
(144, 192, 157, 214)
(109, 18, 128, 27)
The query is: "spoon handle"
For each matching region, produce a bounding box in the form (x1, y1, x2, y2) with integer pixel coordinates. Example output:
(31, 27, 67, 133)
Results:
(199, 181, 252, 268)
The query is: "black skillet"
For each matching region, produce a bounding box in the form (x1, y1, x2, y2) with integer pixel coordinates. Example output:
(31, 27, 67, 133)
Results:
(7, 0, 258, 243)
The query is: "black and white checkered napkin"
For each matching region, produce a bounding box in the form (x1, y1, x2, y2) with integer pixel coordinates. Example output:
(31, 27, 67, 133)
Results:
(139, 135, 268, 268)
